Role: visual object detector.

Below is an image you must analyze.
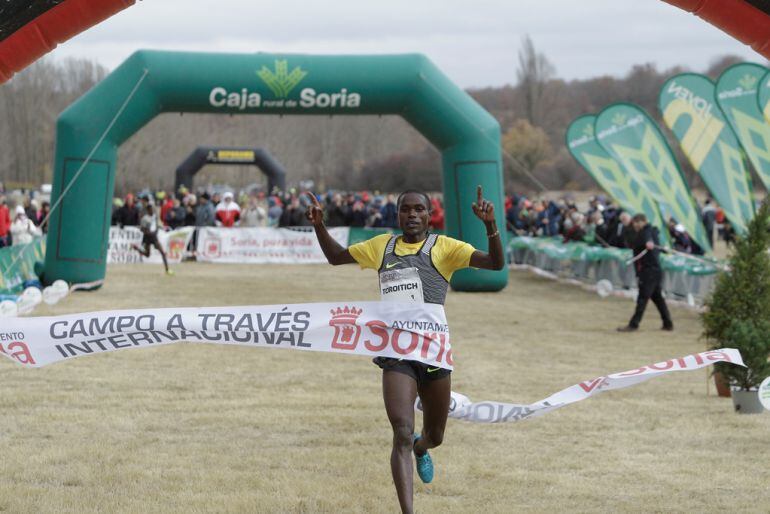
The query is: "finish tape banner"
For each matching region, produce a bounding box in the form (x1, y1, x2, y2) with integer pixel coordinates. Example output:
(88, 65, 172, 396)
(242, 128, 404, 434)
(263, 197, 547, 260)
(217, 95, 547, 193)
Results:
(0, 301, 452, 370)
(196, 226, 350, 263)
(0, 301, 743, 424)
(428, 348, 744, 423)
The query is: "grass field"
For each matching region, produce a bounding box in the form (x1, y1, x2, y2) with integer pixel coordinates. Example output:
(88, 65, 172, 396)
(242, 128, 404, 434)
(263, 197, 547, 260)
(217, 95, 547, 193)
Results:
(1, 263, 768, 513)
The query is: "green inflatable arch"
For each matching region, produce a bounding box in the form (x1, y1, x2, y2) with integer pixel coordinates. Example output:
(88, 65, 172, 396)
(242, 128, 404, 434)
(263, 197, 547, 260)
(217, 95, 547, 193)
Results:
(45, 50, 506, 291)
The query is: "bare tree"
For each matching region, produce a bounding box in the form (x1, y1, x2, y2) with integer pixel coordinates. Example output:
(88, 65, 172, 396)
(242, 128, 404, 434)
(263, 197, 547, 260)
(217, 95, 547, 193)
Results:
(516, 35, 555, 127)
(0, 52, 752, 196)
(0, 58, 106, 187)
(0, 60, 60, 186)
(704, 55, 745, 80)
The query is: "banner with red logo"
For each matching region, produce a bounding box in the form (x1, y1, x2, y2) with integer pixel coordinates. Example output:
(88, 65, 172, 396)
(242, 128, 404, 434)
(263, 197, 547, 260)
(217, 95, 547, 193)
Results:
(107, 226, 195, 264)
(195, 227, 350, 263)
(0, 301, 452, 369)
(0, 303, 743, 423)
(420, 348, 744, 423)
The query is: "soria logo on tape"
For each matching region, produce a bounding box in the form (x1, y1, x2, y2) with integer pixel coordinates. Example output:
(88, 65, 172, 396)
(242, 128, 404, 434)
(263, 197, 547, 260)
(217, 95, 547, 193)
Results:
(329, 306, 363, 350)
(328, 305, 452, 365)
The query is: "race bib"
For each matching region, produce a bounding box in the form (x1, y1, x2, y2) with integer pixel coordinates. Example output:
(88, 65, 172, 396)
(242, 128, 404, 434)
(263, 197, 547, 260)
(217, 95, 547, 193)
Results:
(379, 267, 424, 303)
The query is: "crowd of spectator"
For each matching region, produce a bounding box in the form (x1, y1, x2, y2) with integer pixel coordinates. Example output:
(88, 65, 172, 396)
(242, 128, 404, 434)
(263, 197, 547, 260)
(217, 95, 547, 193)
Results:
(0, 182, 49, 248)
(505, 193, 731, 255)
(111, 186, 447, 231)
(0, 179, 734, 258)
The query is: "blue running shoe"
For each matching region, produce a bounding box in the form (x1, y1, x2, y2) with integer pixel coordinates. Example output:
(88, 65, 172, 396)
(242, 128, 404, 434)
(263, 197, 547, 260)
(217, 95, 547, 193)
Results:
(412, 434, 434, 483)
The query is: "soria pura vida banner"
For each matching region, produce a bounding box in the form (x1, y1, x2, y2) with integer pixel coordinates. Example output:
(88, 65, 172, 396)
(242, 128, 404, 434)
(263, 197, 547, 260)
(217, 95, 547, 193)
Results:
(0, 302, 744, 424)
(716, 62, 770, 191)
(595, 104, 711, 253)
(196, 227, 350, 264)
(566, 115, 669, 245)
(659, 74, 754, 235)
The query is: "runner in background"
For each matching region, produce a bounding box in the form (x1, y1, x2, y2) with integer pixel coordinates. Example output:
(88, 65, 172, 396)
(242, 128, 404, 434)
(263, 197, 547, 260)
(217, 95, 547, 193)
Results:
(306, 186, 504, 514)
(132, 200, 173, 275)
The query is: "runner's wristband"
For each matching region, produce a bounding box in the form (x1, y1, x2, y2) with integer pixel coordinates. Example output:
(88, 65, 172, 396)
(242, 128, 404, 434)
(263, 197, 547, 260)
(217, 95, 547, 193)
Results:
(487, 230, 499, 239)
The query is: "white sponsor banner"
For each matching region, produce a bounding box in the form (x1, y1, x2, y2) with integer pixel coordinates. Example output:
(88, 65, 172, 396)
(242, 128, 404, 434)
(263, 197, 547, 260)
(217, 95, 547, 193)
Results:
(195, 227, 349, 263)
(0, 301, 744, 423)
(107, 226, 194, 264)
(107, 226, 143, 263)
(0, 301, 452, 370)
(420, 348, 745, 423)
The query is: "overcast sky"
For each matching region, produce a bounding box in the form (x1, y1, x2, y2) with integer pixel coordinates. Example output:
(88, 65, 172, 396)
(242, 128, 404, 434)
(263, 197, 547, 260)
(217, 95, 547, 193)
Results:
(49, 0, 761, 88)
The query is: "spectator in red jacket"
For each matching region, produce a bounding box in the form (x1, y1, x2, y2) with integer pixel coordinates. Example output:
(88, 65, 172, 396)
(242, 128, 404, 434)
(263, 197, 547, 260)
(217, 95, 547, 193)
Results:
(215, 192, 241, 227)
(429, 197, 445, 230)
(0, 195, 11, 247)
(159, 193, 174, 227)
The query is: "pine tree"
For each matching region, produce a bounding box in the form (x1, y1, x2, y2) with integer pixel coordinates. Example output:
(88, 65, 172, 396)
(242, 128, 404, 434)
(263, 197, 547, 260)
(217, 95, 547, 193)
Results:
(702, 201, 770, 390)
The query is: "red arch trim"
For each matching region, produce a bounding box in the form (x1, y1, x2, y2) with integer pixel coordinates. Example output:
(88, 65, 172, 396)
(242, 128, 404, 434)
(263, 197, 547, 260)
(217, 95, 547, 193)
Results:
(3, 0, 768, 84)
(663, 0, 770, 60)
(0, 0, 135, 84)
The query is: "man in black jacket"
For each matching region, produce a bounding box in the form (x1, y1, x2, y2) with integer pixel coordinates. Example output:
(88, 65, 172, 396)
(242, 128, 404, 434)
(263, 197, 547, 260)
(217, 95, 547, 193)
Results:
(618, 214, 673, 332)
(112, 193, 140, 228)
(607, 211, 634, 249)
(325, 193, 350, 226)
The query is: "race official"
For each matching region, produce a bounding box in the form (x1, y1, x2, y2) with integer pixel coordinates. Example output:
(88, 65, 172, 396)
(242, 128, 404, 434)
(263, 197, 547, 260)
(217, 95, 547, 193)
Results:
(618, 214, 673, 332)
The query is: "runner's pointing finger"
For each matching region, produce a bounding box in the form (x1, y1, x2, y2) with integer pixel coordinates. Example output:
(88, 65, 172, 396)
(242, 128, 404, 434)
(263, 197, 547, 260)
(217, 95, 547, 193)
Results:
(305, 191, 321, 207)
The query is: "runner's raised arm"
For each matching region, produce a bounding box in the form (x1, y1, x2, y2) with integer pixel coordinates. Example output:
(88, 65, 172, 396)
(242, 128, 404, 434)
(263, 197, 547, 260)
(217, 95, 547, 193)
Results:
(469, 185, 505, 271)
(304, 192, 356, 265)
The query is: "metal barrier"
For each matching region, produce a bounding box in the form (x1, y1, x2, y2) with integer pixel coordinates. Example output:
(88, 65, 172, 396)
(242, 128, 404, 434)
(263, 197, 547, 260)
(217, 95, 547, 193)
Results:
(508, 237, 718, 305)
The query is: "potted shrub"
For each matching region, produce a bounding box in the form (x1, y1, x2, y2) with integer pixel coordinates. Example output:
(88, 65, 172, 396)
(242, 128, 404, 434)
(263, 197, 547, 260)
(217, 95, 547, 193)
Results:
(721, 320, 770, 412)
(702, 201, 770, 413)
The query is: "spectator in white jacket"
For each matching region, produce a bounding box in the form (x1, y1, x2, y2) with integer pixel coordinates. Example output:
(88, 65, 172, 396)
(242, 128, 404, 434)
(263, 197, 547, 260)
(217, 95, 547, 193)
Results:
(11, 205, 41, 245)
(241, 195, 268, 227)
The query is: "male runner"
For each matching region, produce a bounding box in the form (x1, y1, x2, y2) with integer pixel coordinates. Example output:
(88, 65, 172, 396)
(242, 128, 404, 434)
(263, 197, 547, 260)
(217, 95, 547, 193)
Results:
(132, 201, 173, 275)
(306, 186, 504, 514)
